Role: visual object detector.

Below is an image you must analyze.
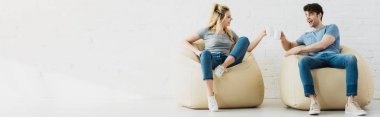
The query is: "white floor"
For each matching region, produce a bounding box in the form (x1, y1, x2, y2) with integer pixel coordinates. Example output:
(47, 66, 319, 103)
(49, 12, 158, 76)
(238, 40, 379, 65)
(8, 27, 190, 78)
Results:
(0, 98, 378, 117)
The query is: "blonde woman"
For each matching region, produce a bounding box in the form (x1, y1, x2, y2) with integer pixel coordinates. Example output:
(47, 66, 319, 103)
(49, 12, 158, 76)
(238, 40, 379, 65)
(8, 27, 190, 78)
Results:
(183, 3, 267, 111)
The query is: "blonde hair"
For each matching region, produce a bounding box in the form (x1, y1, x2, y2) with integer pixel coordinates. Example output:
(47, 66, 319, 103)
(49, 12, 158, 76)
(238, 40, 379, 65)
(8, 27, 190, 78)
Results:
(208, 3, 235, 44)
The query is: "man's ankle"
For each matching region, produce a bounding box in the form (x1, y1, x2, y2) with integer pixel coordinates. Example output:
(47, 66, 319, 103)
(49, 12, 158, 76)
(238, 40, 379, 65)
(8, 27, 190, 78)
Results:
(309, 95, 316, 99)
(347, 96, 355, 102)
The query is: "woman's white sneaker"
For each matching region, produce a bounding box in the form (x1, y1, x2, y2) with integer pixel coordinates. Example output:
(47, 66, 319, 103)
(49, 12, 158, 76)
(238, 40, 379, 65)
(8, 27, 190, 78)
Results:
(308, 100, 321, 115)
(214, 65, 227, 78)
(345, 101, 366, 116)
(208, 96, 219, 112)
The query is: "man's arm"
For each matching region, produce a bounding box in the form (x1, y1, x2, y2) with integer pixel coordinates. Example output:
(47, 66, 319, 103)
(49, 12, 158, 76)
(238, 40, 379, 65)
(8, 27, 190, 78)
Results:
(284, 34, 336, 57)
(299, 34, 336, 53)
(280, 32, 298, 51)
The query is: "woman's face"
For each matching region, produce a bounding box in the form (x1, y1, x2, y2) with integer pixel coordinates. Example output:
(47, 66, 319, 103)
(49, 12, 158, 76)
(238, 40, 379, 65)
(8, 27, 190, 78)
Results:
(221, 11, 232, 27)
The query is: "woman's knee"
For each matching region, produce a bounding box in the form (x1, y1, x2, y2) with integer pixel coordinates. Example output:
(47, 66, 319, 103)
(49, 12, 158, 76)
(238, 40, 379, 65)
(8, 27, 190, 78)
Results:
(200, 50, 211, 59)
(237, 36, 249, 44)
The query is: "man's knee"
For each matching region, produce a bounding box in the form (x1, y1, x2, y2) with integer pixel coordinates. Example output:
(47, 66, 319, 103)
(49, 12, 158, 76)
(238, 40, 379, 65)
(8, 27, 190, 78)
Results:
(298, 57, 311, 67)
(346, 55, 357, 65)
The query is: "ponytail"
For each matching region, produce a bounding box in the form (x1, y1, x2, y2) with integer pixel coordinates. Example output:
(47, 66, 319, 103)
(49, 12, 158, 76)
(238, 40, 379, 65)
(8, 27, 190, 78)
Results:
(208, 3, 235, 44)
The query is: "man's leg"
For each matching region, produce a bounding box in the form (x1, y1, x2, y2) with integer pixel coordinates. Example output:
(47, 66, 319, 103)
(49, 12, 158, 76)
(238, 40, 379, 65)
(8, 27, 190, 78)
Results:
(298, 56, 325, 115)
(298, 56, 326, 97)
(327, 54, 365, 116)
(328, 54, 358, 96)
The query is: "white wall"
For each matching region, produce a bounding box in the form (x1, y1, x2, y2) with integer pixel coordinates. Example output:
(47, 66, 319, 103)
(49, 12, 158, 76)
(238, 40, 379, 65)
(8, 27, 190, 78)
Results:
(0, 0, 379, 101)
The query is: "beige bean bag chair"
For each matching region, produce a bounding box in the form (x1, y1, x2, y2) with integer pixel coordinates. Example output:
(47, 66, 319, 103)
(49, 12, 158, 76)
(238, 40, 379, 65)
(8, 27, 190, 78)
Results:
(173, 40, 264, 109)
(280, 45, 374, 110)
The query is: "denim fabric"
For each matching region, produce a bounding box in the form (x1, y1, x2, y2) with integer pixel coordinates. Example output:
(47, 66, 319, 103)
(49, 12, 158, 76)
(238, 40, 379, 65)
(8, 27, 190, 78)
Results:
(298, 53, 358, 97)
(200, 37, 249, 80)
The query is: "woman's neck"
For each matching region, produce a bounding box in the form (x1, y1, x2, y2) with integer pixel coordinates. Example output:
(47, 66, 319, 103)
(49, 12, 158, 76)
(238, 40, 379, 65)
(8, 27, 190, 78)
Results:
(212, 27, 226, 34)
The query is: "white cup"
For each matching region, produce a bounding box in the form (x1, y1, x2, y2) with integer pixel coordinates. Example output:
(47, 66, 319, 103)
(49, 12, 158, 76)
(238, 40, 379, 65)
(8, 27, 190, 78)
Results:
(273, 28, 281, 40)
(265, 26, 274, 37)
(265, 26, 281, 40)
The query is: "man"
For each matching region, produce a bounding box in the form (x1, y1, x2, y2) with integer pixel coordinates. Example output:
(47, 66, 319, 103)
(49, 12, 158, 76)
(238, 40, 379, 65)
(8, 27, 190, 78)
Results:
(280, 3, 366, 116)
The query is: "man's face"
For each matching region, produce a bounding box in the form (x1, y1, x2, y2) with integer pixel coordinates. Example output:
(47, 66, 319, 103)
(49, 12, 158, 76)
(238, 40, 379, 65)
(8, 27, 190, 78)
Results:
(305, 11, 322, 28)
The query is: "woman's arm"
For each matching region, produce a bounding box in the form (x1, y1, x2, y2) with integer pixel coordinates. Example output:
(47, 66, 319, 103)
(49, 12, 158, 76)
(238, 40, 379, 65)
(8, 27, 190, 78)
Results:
(182, 34, 202, 56)
(247, 30, 266, 52)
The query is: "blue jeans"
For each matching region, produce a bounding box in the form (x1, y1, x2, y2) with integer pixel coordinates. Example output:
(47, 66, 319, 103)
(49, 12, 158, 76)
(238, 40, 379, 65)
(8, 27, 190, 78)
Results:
(298, 53, 358, 97)
(200, 37, 250, 80)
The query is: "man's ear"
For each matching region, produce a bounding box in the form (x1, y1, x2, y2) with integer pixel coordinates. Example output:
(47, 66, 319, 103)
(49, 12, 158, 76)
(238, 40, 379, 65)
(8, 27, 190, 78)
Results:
(318, 13, 323, 20)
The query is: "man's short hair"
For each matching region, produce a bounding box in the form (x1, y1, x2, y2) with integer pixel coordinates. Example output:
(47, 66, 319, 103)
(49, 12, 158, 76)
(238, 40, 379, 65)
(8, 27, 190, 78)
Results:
(304, 3, 324, 21)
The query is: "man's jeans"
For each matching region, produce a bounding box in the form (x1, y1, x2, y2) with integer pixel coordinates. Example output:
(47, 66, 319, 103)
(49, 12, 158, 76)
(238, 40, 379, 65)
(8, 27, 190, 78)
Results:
(298, 53, 358, 97)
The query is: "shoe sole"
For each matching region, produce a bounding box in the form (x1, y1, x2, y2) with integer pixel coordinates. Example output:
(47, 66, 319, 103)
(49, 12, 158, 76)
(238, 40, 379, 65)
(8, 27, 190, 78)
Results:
(209, 109, 218, 112)
(309, 111, 320, 115)
(309, 113, 320, 115)
(214, 74, 223, 78)
(345, 111, 366, 116)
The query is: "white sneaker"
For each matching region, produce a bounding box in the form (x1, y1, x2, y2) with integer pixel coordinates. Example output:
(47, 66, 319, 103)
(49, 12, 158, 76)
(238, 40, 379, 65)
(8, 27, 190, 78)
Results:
(208, 96, 219, 112)
(214, 65, 227, 78)
(345, 101, 366, 116)
(308, 100, 321, 115)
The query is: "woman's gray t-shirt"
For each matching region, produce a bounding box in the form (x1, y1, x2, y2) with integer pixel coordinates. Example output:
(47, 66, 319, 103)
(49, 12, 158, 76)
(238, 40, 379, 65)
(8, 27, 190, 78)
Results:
(197, 27, 239, 55)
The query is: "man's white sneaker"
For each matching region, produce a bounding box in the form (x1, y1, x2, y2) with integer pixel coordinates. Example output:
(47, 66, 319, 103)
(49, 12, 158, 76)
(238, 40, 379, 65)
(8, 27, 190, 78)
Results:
(308, 100, 321, 115)
(208, 96, 219, 112)
(345, 101, 366, 116)
(214, 65, 227, 78)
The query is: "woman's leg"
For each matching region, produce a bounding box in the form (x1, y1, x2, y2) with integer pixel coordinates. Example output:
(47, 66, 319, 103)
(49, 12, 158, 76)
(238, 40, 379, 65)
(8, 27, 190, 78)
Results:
(205, 80, 213, 96)
(214, 37, 249, 78)
(200, 50, 214, 96)
(200, 50, 219, 111)
(221, 36, 250, 68)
